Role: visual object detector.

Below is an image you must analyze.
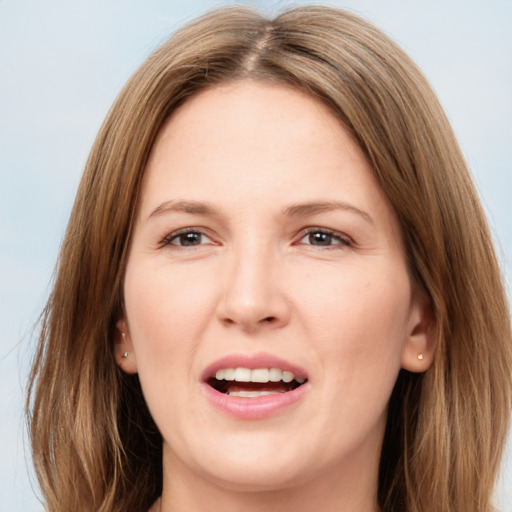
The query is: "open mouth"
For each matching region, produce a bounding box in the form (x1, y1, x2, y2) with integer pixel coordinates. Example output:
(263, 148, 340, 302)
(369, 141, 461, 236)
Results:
(207, 367, 307, 397)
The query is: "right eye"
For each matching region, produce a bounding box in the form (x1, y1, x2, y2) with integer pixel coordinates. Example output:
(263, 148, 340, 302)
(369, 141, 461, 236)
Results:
(162, 229, 213, 247)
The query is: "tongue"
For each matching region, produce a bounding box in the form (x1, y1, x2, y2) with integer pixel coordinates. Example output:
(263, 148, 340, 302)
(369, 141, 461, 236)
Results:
(225, 381, 290, 394)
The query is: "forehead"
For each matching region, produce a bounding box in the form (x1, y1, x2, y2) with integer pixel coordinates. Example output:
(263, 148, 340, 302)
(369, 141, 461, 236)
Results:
(137, 80, 398, 236)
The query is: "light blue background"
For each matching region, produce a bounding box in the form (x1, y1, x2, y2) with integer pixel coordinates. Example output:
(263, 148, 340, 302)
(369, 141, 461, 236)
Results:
(1, 1, 511, 510)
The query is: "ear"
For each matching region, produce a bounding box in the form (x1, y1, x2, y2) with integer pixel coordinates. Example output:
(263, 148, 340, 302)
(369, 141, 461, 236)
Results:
(115, 318, 138, 374)
(401, 289, 436, 373)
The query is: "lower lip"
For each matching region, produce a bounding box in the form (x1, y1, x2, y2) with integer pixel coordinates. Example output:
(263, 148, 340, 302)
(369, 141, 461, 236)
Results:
(201, 383, 308, 420)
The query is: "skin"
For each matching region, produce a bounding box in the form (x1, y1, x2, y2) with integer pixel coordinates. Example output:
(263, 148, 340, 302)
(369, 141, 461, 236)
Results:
(117, 81, 434, 512)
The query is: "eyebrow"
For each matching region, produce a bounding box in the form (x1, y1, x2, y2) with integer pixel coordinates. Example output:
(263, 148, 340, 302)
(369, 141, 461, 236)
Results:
(147, 199, 374, 225)
(148, 200, 217, 220)
(284, 201, 374, 225)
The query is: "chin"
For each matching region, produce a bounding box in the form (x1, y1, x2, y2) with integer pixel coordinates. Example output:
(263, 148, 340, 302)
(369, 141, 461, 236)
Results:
(198, 460, 308, 493)
(165, 431, 315, 492)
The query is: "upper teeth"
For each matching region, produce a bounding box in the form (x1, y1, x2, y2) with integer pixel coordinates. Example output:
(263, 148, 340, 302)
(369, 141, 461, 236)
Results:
(215, 367, 306, 384)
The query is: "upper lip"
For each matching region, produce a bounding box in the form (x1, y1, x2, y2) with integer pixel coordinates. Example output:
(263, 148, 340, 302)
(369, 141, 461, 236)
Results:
(201, 353, 309, 382)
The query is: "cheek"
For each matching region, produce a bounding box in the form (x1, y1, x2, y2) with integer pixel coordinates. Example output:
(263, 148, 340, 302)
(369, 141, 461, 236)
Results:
(122, 259, 222, 437)
(296, 263, 411, 448)
(295, 259, 411, 380)
(123, 259, 218, 373)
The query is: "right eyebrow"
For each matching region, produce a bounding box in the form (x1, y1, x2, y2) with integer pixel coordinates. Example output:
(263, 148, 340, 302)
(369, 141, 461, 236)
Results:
(147, 200, 218, 221)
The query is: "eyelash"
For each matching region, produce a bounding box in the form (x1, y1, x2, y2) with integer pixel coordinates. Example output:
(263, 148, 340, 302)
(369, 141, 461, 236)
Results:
(160, 228, 214, 247)
(160, 227, 352, 249)
(297, 227, 352, 248)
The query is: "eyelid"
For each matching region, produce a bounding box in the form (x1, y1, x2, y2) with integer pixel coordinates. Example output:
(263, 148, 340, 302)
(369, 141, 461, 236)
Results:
(160, 227, 217, 247)
(295, 227, 353, 248)
(159, 226, 352, 249)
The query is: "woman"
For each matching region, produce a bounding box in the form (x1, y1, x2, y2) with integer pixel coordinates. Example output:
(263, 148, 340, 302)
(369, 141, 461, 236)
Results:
(27, 6, 512, 512)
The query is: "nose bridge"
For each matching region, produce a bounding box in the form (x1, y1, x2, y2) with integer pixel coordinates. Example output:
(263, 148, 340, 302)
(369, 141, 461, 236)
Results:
(218, 235, 289, 330)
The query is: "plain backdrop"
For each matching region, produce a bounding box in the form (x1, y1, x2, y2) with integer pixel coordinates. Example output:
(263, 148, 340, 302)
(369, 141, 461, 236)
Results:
(1, 0, 511, 510)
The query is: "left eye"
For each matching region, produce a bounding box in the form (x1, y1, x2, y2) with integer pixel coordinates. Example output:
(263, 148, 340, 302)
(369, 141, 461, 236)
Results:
(165, 230, 212, 247)
(298, 230, 351, 247)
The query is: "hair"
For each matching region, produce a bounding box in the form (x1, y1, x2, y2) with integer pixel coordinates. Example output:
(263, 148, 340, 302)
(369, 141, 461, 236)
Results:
(27, 5, 512, 512)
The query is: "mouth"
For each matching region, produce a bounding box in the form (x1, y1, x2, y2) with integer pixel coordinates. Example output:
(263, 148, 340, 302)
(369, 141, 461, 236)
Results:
(207, 367, 308, 397)
(201, 354, 310, 418)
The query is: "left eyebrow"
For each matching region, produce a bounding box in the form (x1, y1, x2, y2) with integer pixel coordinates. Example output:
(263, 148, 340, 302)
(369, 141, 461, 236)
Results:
(283, 201, 374, 226)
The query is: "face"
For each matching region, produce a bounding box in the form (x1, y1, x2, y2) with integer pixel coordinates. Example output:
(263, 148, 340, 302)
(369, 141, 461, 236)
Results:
(118, 81, 432, 494)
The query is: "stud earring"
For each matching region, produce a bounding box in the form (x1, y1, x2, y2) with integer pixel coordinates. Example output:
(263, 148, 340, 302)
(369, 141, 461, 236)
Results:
(417, 353, 424, 361)
(120, 332, 129, 359)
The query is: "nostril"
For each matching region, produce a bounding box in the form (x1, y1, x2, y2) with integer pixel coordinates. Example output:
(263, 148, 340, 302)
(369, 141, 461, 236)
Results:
(263, 316, 275, 323)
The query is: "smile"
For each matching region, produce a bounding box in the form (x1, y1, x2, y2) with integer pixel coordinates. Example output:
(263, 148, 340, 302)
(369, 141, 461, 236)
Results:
(201, 355, 309, 419)
(209, 367, 307, 397)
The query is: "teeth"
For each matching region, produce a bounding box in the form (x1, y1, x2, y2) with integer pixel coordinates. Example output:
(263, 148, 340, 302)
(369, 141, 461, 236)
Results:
(282, 371, 294, 383)
(269, 368, 282, 382)
(234, 367, 251, 382)
(251, 368, 269, 382)
(213, 367, 305, 384)
(224, 368, 235, 381)
(228, 390, 283, 397)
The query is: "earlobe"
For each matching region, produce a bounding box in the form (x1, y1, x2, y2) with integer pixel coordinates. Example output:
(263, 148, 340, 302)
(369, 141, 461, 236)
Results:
(401, 290, 437, 373)
(115, 319, 138, 374)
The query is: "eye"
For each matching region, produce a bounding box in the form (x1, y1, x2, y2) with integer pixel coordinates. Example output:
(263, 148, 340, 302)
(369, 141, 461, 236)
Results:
(298, 228, 352, 248)
(162, 229, 213, 247)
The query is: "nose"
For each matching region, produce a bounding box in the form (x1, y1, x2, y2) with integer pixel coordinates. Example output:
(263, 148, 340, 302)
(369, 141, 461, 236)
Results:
(216, 244, 291, 332)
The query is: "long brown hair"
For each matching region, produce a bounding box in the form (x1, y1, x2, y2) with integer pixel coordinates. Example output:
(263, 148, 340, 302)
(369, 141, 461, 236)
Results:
(27, 6, 512, 511)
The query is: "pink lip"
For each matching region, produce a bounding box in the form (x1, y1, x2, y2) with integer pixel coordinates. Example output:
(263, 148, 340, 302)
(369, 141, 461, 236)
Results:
(200, 353, 309, 420)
